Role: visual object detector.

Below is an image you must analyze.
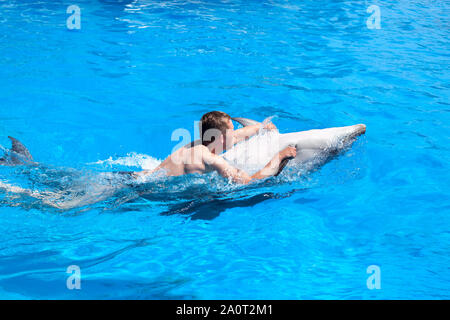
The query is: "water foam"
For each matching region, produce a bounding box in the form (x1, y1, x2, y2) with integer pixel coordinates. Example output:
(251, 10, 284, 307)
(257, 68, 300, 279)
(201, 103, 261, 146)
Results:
(90, 152, 162, 170)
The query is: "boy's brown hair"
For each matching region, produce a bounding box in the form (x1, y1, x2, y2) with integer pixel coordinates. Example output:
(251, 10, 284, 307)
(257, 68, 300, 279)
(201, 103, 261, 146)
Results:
(199, 111, 231, 146)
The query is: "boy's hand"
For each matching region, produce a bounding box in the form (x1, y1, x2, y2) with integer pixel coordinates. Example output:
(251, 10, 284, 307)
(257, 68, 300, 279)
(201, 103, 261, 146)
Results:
(263, 121, 277, 131)
(280, 146, 297, 159)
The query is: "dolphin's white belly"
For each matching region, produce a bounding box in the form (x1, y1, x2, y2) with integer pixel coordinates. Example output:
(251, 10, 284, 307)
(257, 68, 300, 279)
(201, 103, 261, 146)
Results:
(222, 124, 365, 175)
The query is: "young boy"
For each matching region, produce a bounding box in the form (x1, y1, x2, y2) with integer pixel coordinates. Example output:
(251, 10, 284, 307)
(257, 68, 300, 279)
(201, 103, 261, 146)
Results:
(137, 111, 296, 184)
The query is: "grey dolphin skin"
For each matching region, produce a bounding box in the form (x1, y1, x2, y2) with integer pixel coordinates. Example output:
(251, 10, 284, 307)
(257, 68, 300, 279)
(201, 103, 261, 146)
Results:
(0, 136, 34, 165)
(231, 117, 260, 127)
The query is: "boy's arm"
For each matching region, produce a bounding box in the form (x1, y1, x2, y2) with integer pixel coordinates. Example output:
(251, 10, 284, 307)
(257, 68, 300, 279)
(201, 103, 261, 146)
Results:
(232, 122, 277, 145)
(203, 146, 296, 184)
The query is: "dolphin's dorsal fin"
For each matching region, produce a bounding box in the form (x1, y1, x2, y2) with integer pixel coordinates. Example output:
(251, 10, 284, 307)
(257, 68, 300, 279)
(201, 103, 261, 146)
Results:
(231, 117, 260, 127)
(8, 136, 33, 160)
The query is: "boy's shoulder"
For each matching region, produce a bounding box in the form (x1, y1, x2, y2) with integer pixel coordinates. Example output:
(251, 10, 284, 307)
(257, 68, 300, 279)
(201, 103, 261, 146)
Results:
(188, 144, 216, 164)
(192, 143, 211, 156)
(181, 142, 211, 159)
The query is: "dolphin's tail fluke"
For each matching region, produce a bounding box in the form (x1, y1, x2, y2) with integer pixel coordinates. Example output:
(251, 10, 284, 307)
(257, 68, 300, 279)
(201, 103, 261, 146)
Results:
(0, 136, 34, 166)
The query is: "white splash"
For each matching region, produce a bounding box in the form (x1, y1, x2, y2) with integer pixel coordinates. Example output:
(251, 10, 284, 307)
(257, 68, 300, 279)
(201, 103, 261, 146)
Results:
(90, 152, 162, 170)
(223, 130, 282, 175)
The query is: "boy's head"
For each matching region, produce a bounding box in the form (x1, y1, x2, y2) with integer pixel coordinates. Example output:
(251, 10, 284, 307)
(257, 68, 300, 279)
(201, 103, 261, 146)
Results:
(200, 111, 234, 149)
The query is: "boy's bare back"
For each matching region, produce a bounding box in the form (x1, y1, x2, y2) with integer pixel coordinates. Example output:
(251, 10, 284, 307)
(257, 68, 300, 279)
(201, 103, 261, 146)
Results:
(156, 143, 211, 176)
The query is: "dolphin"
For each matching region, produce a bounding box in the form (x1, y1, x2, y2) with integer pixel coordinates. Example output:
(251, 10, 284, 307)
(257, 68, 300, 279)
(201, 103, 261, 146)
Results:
(0, 136, 35, 166)
(223, 117, 366, 175)
(0, 118, 366, 176)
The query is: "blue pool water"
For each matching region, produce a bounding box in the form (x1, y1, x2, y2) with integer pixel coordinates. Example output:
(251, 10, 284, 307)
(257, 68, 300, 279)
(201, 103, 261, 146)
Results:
(0, 0, 449, 299)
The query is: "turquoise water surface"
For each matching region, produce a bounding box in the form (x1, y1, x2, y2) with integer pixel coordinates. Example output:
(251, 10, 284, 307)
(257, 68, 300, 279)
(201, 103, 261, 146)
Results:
(0, 0, 449, 299)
